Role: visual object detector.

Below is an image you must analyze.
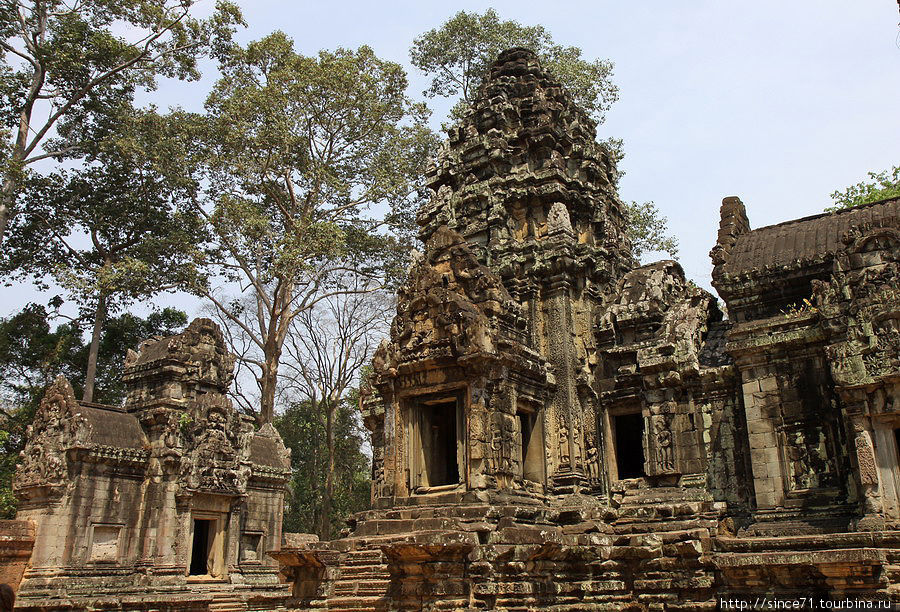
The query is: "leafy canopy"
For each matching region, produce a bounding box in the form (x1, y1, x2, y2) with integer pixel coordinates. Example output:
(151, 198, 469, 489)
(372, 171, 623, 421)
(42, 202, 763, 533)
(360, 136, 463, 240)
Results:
(1, 107, 205, 318)
(199, 32, 435, 287)
(0, 0, 244, 245)
(410, 8, 618, 124)
(275, 398, 370, 539)
(827, 165, 900, 212)
(190, 32, 435, 424)
(624, 200, 679, 260)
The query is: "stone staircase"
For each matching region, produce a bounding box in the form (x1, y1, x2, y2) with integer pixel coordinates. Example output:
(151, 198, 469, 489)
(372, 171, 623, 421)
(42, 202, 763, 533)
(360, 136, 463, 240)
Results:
(610, 483, 721, 534)
(208, 592, 248, 612)
(327, 548, 391, 611)
(300, 545, 391, 611)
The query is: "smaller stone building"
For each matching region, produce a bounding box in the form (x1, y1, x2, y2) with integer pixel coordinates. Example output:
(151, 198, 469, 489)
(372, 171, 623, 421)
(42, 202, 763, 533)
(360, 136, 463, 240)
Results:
(12, 318, 291, 611)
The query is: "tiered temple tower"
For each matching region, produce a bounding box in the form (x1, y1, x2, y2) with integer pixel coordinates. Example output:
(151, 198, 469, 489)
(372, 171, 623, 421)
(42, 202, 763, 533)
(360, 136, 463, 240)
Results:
(275, 48, 900, 611)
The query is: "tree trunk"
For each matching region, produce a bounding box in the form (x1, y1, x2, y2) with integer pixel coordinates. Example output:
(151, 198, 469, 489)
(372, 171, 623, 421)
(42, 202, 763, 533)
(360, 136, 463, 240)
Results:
(0, 177, 15, 249)
(321, 396, 336, 539)
(2, 57, 46, 249)
(310, 394, 321, 535)
(259, 356, 279, 425)
(83, 293, 107, 403)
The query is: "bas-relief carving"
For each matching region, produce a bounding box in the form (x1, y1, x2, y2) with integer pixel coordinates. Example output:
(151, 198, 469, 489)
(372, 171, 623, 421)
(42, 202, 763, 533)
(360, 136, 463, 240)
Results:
(179, 394, 253, 494)
(652, 412, 675, 474)
(15, 376, 90, 493)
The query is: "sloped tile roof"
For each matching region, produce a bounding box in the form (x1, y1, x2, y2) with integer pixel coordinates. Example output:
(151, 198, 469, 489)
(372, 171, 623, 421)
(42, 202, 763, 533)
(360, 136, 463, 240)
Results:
(721, 197, 900, 276)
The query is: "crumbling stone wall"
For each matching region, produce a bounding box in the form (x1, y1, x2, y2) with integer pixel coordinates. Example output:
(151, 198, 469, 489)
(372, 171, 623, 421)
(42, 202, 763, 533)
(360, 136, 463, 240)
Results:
(0, 520, 33, 592)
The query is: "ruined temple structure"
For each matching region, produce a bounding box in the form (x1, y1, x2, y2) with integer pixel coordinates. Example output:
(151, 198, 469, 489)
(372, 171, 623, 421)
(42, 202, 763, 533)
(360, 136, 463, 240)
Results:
(274, 49, 900, 610)
(12, 318, 292, 611)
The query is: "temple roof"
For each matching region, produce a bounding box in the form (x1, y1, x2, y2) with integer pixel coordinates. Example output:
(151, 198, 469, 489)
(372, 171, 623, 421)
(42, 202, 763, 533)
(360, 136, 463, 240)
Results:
(78, 403, 147, 449)
(719, 196, 900, 277)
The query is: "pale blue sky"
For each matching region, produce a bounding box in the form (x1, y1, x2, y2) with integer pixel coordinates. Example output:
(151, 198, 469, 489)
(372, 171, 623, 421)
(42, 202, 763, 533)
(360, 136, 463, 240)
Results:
(3, 1, 899, 317)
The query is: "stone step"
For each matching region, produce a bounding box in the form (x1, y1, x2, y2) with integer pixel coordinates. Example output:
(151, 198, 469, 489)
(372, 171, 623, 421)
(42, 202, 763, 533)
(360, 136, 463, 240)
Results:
(333, 579, 390, 597)
(208, 594, 247, 612)
(345, 550, 386, 564)
(619, 496, 713, 515)
(338, 565, 389, 580)
(611, 516, 718, 535)
(324, 595, 387, 611)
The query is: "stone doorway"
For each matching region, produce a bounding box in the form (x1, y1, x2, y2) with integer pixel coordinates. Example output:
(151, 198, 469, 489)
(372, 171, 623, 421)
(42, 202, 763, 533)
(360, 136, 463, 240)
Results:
(189, 519, 213, 575)
(409, 393, 465, 491)
(613, 412, 646, 480)
(187, 513, 225, 579)
(517, 408, 545, 483)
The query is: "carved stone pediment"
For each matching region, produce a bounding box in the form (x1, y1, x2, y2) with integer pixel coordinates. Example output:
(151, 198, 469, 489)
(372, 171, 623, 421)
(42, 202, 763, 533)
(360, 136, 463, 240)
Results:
(14, 376, 90, 492)
(820, 223, 900, 385)
(178, 392, 252, 495)
(375, 226, 527, 378)
(597, 261, 721, 384)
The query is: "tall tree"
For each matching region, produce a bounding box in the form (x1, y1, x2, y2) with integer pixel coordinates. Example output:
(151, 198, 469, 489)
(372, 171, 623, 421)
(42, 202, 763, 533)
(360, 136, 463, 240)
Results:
(281, 280, 391, 538)
(0, 0, 244, 247)
(275, 397, 370, 539)
(0, 304, 186, 517)
(827, 165, 900, 211)
(1, 108, 204, 402)
(624, 200, 679, 260)
(191, 32, 434, 424)
(410, 8, 618, 125)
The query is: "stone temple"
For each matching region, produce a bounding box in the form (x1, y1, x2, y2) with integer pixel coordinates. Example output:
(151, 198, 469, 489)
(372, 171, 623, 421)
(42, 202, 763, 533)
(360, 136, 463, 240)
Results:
(5, 47, 900, 611)
(10, 319, 292, 610)
(274, 49, 900, 610)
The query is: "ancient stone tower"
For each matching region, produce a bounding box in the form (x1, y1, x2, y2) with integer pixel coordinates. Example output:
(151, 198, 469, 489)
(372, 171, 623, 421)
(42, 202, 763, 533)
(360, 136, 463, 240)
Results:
(363, 47, 731, 514)
(274, 48, 900, 611)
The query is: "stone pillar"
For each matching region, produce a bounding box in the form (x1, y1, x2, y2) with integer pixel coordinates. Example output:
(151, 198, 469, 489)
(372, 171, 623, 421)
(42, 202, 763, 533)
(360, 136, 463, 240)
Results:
(0, 520, 35, 592)
(540, 207, 582, 489)
(544, 270, 585, 492)
(740, 370, 785, 509)
(850, 415, 883, 529)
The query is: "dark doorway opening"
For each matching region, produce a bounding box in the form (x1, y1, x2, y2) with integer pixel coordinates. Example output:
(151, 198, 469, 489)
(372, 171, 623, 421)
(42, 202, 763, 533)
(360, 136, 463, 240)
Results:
(614, 412, 646, 479)
(422, 399, 459, 486)
(894, 429, 900, 463)
(518, 409, 544, 482)
(189, 519, 213, 575)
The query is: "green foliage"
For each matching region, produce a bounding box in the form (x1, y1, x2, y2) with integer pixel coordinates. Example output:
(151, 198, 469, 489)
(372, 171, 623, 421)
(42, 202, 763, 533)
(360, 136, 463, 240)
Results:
(781, 298, 818, 318)
(275, 399, 370, 539)
(1, 107, 204, 399)
(85, 307, 188, 404)
(623, 201, 679, 259)
(3, 107, 205, 307)
(410, 8, 618, 125)
(190, 32, 435, 423)
(199, 33, 435, 284)
(827, 166, 900, 212)
(0, 0, 245, 245)
(0, 304, 186, 518)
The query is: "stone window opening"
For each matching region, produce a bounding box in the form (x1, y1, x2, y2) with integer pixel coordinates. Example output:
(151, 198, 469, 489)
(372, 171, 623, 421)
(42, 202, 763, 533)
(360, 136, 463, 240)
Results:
(410, 394, 464, 491)
(517, 407, 545, 483)
(613, 412, 646, 480)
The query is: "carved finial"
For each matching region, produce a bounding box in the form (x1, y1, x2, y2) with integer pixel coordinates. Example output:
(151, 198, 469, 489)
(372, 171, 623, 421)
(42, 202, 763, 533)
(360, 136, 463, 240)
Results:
(709, 196, 750, 266)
